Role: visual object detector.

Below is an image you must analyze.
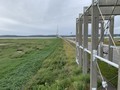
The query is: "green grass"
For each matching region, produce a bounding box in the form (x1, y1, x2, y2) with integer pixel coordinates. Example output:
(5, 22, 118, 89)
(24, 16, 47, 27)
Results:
(87, 37, 119, 87)
(88, 37, 120, 46)
(98, 60, 118, 87)
(103, 38, 120, 46)
(79, 37, 119, 88)
(98, 38, 119, 88)
(0, 39, 89, 90)
(0, 39, 59, 90)
(24, 39, 90, 90)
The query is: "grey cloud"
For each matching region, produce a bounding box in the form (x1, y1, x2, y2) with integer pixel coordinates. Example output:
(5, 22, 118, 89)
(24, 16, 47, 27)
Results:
(0, 0, 119, 35)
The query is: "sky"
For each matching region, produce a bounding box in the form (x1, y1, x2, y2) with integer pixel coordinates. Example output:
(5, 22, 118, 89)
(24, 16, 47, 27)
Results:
(0, 0, 119, 35)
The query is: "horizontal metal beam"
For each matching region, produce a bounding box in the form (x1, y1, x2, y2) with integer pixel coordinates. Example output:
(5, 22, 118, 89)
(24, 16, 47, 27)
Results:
(95, 55, 119, 68)
(64, 38, 119, 69)
(98, 0, 120, 6)
(79, 46, 84, 49)
(84, 48, 91, 54)
(86, 6, 120, 16)
(102, 44, 120, 49)
(79, 45, 119, 68)
(79, 15, 110, 22)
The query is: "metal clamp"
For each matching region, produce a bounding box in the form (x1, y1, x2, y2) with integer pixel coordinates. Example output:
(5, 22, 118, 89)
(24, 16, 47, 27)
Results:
(76, 42, 79, 47)
(93, 50, 97, 61)
(93, 0, 98, 5)
(79, 46, 83, 49)
(76, 58, 79, 65)
(102, 81, 108, 88)
(92, 88, 97, 90)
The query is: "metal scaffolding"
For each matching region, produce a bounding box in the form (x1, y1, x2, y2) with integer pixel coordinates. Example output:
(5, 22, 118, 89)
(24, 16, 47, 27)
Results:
(76, 0, 120, 90)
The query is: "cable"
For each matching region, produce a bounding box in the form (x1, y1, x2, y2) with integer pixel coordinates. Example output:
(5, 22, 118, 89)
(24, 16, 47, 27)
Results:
(107, 75, 118, 84)
(108, 29, 120, 54)
(96, 61, 108, 90)
(98, 74, 118, 89)
(96, 0, 120, 61)
(96, 61, 104, 81)
(101, 24, 120, 56)
(102, 30, 111, 58)
(96, 0, 119, 50)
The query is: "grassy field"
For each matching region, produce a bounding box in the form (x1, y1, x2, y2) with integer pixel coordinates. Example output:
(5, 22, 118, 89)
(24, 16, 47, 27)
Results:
(0, 39, 89, 90)
(98, 60, 118, 88)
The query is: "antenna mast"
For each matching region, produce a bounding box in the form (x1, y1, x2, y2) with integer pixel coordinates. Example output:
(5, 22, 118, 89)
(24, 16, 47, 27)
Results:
(56, 25, 59, 37)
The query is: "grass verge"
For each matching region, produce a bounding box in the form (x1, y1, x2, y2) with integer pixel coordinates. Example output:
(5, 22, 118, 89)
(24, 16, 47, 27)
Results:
(98, 60, 118, 88)
(24, 39, 90, 90)
(0, 39, 90, 90)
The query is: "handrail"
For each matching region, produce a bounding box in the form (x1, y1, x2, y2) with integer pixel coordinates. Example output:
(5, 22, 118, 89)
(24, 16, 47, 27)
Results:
(78, 45, 119, 69)
(95, 55, 119, 68)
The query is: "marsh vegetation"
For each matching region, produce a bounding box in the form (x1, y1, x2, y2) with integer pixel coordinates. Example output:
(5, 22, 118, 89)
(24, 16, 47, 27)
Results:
(0, 39, 89, 90)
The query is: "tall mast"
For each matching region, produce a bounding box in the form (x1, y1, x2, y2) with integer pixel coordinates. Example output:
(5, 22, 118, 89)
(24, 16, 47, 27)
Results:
(56, 24, 59, 37)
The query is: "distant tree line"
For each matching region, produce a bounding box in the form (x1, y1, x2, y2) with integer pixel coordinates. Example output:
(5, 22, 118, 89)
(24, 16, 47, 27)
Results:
(0, 34, 120, 37)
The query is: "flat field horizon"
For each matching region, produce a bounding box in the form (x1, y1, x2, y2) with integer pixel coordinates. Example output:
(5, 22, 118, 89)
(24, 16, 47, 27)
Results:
(0, 38, 89, 90)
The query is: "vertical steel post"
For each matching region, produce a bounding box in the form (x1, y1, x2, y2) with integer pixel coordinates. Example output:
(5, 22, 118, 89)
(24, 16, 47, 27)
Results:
(83, 7, 88, 74)
(108, 16, 114, 61)
(100, 22, 104, 57)
(90, 0, 99, 89)
(76, 18, 79, 64)
(78, 14, 83, 66)
(118, 64, 120, 90)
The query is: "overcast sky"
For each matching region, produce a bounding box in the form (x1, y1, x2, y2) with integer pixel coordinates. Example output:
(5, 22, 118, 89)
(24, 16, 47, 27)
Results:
(0, 0, 120, 35)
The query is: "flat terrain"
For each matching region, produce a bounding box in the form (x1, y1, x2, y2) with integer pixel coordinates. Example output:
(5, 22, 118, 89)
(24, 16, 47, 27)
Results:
(0, 39, 89, 90)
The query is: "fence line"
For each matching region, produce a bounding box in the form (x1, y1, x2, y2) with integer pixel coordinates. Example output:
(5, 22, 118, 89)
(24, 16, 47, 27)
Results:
(76, 0, 120, 90)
